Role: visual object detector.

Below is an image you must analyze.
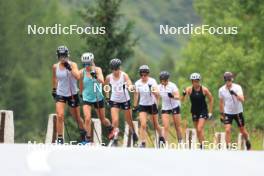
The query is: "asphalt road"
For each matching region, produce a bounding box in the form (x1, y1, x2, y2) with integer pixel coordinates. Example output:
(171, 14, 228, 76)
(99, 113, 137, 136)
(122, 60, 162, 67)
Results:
(1, 144, 263, 176)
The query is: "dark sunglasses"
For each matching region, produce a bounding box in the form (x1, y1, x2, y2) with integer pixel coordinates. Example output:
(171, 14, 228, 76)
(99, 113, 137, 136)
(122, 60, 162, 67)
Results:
(140, 73, 148, 77)
(58, 53, 68, 58)
(83, 63, 92, 67)
(111, 66, 120, 71)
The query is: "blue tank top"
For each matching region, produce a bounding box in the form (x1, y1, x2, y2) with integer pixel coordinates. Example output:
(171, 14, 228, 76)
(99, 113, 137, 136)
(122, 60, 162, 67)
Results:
(82, 69, 104, 102)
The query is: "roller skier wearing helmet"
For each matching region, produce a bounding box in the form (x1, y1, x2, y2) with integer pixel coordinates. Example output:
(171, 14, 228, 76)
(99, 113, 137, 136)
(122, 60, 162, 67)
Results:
(133, 65, 165, 148)
(52, 45, 87, 144)
(182, 73, 214, 149)
(104, 58, 139, 146)
(79, 52, 115, 143)
(158, 71, 183, 144)
(219, 72, 251, 150)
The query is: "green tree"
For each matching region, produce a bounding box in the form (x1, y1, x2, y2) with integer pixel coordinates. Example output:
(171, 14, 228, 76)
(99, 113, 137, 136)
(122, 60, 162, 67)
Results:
(178, 0, 264, 129)
(81, 0, 137, 75)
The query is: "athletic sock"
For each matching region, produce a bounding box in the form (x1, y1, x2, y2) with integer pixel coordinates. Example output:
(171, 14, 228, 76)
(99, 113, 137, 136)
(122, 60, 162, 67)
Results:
(57, 135, 64, 144)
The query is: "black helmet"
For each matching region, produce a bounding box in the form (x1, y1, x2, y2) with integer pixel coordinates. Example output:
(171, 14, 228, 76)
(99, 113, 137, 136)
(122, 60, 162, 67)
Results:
(159, 71, 170, 80)
(110, 58, 122, 70)
(139, 65, 150, 74)
(57, 45, 69, 58)
(224, 72, 233, 81)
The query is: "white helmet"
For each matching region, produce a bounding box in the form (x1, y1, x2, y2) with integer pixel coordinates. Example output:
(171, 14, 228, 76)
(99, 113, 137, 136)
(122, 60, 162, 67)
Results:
(81, 52, 94, 65)
(190, 73, 201, 80)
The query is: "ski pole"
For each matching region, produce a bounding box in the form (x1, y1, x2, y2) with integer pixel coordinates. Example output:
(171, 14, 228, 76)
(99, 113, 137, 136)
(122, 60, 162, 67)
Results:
(148, 84, 159, 147)
(92, 77, 103, 144)
(122, 84, 137, 135)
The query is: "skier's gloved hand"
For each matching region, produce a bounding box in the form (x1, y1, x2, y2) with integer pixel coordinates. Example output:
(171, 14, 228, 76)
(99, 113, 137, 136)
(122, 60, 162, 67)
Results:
(229, 90, 237, 96)
(208, 113, 214, 120)
(182, 89, 187, 96)
(52, 88, 57, 100)
(80, 94, 83, 99)
(90, 70, 97, 79)
(122, 84, 126, 90)
(148, 84, 152, 91)
(64, 61, 72, 71)
(132, 106, 139, 113)
(168, 92, 174, 98)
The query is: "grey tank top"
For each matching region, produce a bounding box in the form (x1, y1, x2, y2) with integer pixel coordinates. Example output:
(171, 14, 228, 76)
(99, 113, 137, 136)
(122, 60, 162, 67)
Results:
(56, 61, 78, 96)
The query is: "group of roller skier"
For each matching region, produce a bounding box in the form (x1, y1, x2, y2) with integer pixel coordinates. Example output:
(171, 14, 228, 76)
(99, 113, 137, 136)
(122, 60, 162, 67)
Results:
(52, 45, 251, 150)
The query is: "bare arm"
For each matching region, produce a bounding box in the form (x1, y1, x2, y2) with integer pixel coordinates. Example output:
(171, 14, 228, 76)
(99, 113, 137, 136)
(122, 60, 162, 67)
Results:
(52, 64, 57, 89)
(181, 87, 191, 102)
(133, 91, 139, 107)
(236, 93, 244, 102)
(204, 87, 214, 114)
(95, 67, 104, 84)
(79, 69, 84, 94)
(152, 85, 160, 100)
(104, 75, 110, 99)
(124, 73, 133, 88)
(172, 89, 180, 100)
(71, 62, 80, 80)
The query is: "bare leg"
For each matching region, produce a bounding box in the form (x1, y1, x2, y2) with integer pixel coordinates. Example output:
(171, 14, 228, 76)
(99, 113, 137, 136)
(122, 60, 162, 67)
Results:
(95, 107, 111, 127)
(225, 124, 232, 148)
(173, 114, 183, 142)
(150, 114, 163, 137)
(70, 106, 85, 130)
(56, 102, 65, 137)
(161, 114, 170, 141)
(124, 109, 135, 133)
(111, 107, 120, 129)
(83, 105, 92, 137)
(196, 118, 206, 144)
(139, 112, 147, 143)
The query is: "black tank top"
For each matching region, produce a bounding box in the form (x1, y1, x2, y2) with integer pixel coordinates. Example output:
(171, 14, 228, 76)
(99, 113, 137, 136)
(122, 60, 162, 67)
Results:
(190, 86, 208, 114)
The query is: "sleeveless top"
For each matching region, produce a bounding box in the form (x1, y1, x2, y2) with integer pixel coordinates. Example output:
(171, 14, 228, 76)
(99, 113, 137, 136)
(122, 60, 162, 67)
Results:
(82, 69, 104, 102)
(109, 71, 130, 103)
(190, 86, 208, 114)
(56, 61, 78, 97)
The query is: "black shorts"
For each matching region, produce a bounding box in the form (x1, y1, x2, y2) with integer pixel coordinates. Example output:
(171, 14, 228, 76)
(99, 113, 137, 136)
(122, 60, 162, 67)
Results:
(109, 100, 130, 110)
(223, 113, 245, 127)
(162, 106, 180, 115)
(138, 104, 158, 115)
(192, 111, 208, 121)
(55, 94, 80, 108)
(83, 100, 104, 109)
